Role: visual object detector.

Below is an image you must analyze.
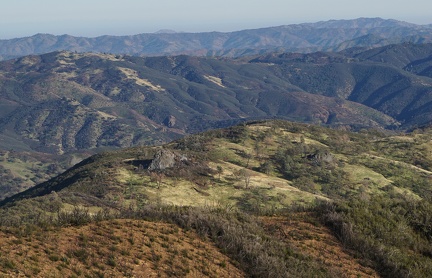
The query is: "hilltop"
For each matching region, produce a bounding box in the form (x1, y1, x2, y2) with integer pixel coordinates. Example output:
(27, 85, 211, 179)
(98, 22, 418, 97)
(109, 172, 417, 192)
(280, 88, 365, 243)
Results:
(3, 119, 431, 212)
(1, 120, 432, 276)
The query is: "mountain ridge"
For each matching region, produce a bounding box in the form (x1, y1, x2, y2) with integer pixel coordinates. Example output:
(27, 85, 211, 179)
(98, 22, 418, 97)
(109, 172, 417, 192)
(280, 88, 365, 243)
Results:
(2, 17, 432, 277)
(2, 42, 432, 201)
(0, 49, 405, 156)
(1, 18, 431, 60)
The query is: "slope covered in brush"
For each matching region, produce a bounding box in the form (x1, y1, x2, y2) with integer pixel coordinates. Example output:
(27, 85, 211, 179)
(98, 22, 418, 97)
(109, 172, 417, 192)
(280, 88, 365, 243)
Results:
(2, 43, 432, 240)
(2, 119, 431, 217)
(1, 120, 432, 277)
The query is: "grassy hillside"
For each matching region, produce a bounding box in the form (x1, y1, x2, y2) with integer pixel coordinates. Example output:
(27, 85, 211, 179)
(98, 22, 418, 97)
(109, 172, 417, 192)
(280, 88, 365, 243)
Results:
(1, 120, 432, 276)
(2, 43, 432, 199)
(0, 47, 415, 198)
(0, 149, 91, 201)
(2, 119, 432, 221)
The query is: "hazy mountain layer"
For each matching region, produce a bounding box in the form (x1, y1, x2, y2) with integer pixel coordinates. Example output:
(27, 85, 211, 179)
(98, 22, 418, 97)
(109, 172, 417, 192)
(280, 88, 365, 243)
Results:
(1, 18, 431, 60)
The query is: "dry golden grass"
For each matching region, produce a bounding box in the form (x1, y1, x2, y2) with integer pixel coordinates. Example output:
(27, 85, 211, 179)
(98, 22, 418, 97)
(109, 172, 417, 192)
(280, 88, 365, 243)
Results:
(114, 158, 326, 209)
(118, 67, 165, 92)
(203, 75, 226, 88)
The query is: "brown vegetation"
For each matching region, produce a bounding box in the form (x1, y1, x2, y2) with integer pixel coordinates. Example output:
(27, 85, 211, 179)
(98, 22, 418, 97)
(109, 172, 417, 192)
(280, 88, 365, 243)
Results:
(0, 219, 243, 277)
(1, 120, 432, 276)
(261, 214, 379, 277)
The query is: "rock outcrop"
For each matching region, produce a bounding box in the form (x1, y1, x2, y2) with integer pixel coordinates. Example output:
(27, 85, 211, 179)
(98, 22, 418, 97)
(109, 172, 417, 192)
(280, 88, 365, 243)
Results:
(148, 149, 176, 170)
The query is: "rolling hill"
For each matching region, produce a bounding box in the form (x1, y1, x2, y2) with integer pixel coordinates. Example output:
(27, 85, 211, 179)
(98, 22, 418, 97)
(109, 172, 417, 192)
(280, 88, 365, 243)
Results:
(0, 50, 401, 155)
(2, 43, 432, 198)
(1, 120, 432, 277)
(2, 17, 432, 277)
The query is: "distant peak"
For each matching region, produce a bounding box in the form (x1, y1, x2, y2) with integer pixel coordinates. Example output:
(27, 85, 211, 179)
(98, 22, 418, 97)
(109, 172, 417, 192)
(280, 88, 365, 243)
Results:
(306, 17, 419, 29)
(154, 29, 177, 34)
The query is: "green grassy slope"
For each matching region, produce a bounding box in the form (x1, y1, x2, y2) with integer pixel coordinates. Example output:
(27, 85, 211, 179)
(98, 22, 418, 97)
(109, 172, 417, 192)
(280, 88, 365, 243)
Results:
(1, 120, 432, 276)
(3, 119, 431, 213)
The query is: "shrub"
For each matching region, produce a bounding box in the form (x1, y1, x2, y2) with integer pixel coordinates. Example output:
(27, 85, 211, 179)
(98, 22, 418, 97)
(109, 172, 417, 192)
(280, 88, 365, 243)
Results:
(124, 204, 328, 277)
(315, 197, 432, 278)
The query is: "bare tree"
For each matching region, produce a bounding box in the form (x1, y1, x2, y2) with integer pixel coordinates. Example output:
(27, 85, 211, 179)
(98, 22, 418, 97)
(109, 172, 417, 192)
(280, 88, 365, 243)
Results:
(150, 171, 165, 189)
(245, 152, 252, 169)
(216, 165, 223, 180)
(239, 168, 251, 189)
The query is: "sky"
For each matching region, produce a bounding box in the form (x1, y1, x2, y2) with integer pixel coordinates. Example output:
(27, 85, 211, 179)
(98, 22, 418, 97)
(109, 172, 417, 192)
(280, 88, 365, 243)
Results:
(1, 0, 431, 39)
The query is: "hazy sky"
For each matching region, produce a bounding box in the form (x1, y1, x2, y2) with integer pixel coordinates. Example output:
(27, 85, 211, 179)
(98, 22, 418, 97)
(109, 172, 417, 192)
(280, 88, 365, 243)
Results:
(1, 0, 431, 39)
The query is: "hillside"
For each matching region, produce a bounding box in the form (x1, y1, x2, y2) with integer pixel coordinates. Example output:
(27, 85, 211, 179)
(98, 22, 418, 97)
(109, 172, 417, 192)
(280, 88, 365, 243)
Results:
(0, 18, 431, 60)
(0, 50, 400, 156)
(0, 149, 87, 201)
(3, 120, 431, 212)
(252, 43, 432, 127)
(0, 219, 244, 277)
(2, 43, 432, 199)
(1, 120, 432, 276)
(0, 215, 379, 277)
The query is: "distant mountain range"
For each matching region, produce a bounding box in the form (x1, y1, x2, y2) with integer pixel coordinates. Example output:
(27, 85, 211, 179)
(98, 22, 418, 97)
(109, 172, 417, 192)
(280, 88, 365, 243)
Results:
(1, 18, 432, 276)
(1, 42, 432, 156)
(1, 19, 432, 199)
(1, 18, 431, 60)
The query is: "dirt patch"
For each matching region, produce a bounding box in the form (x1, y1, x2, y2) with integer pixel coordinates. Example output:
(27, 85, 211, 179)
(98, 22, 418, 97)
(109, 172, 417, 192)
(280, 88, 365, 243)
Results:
(203, 75, 225, 88)
(118, 67, 165, 92)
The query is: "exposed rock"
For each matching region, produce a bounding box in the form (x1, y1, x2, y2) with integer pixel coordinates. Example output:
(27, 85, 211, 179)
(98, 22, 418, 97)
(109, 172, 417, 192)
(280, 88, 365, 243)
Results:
(148, 149, 176, 170)
(164, 115, 177, 128)
(307, 151, 334, 164)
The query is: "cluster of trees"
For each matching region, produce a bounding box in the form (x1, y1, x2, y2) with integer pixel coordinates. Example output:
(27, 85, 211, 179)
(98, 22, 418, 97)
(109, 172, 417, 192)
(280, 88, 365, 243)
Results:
(317, 196, 432, 277)
(2, 120, 432, 276)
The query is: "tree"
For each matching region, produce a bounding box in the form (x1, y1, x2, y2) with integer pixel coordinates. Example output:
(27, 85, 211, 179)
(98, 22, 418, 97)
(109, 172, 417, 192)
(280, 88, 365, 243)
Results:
(239, 168, 251, 189)
(216, 165, 223, 180)
(245, 152, 252, 168)
(228, 125, 249, 143)
(150, 171, 164, 189)
(254, 140, 262, 160)
(260, 161, 273, 175)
